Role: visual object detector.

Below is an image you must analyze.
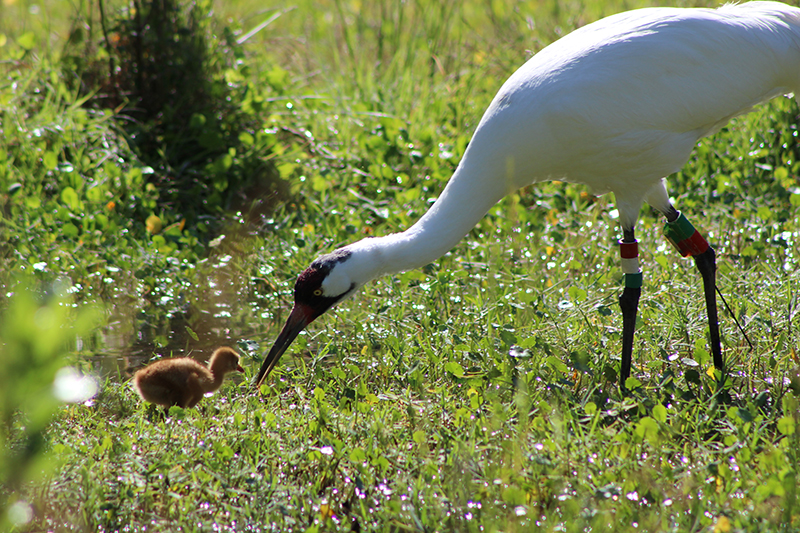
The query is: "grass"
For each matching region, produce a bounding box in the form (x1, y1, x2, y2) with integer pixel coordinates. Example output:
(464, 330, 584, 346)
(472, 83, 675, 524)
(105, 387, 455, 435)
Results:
(3, 0, 800, 531)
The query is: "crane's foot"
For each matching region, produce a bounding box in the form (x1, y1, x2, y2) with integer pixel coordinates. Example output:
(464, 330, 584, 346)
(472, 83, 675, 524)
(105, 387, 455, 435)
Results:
(664, 212, 724, 373)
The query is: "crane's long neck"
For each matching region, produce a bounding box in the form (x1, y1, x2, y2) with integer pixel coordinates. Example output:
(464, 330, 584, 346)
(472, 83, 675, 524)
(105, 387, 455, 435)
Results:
(355, 155, 514, 277)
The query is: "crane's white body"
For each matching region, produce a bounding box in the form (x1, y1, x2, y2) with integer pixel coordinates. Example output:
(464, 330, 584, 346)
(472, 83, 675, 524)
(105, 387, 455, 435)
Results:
(254, 1, 800, 387)
(319, 1, 800, 299)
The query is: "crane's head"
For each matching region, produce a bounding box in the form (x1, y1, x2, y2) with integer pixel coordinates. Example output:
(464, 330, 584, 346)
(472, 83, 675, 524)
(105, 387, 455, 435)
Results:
(253, 246, 372, 387)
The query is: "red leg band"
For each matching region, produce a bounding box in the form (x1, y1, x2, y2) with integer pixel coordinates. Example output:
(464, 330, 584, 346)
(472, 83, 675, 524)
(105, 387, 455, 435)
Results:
(619, 241, 639, 258)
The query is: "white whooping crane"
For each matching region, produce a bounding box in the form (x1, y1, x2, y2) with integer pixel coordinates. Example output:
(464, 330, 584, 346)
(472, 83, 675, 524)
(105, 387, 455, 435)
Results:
(254, 1, 800, 388)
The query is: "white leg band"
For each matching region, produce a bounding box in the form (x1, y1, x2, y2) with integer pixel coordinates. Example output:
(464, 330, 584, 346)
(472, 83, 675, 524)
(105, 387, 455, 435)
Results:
(621, 257, 640, 274)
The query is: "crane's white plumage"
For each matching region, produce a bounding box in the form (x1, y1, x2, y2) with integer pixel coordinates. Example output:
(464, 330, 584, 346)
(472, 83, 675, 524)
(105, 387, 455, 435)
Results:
(255, 2, 800, 387)
(438, 1, 800, 230)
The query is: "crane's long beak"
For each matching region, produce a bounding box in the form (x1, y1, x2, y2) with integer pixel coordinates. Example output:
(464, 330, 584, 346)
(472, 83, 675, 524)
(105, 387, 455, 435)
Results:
(253, 304, 315, 388)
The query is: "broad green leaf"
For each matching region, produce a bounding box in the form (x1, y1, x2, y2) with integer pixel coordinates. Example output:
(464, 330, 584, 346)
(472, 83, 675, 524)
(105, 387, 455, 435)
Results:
(652, 403, 667, 423)
(86, 187, 103, 203)
(62, 222, 79, 238)
(349, 448, 366, 463)
(777, 416, 795, 436)
(17, 32, 36, 50)
(444, 361, 464, 378)
(60, 187, 79, 210)
(635, 416, 659, 440)
(624, 376, 642, 389)
(547, 356, 569, 374)
(43, 151, 58, 170)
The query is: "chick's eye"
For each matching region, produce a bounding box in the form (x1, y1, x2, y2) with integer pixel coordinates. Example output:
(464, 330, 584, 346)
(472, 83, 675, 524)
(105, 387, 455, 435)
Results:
(313, 289, 323, 296)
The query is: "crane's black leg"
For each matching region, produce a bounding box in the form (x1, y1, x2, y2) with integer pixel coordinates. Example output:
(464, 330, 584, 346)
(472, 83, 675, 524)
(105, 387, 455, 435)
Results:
(663, 209, 724, 372)
(619, 228, 641, 388)
(694, 248, 723, 370)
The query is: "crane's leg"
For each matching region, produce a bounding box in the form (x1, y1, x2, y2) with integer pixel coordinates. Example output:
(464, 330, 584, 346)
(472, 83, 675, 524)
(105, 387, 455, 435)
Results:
(618, 227, 641, 387)
(663, 208, 723, 371)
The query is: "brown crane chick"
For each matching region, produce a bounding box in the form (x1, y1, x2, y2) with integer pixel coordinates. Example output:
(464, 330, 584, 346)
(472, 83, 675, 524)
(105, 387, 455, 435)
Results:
(133, 346, 244, 408)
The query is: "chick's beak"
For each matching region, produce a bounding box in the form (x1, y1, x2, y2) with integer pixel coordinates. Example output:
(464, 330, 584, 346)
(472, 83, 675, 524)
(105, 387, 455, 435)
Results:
(253, 304, 316, 388)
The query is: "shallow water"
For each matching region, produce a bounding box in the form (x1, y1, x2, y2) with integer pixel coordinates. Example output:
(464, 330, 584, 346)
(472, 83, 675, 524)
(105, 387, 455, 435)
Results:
(77, 225, 281, 381)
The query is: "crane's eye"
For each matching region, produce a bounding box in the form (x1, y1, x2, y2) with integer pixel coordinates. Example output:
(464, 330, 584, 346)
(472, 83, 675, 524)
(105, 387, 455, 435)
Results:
(313, 289, 323, 296)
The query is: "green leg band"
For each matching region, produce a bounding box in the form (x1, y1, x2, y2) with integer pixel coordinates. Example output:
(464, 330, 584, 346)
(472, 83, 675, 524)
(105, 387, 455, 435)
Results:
(664, 212, 695, 244)
(625, 271, 643, 289)
(664, 212, 710, 257)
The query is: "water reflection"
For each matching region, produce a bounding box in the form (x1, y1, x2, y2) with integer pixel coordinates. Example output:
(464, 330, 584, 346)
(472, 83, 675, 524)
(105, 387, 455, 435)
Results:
(85, 226, 282, 381)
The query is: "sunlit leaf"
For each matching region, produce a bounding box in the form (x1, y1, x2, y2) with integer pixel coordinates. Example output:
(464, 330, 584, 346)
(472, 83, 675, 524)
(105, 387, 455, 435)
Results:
(547, 356, 569, 374)
(185, 326, 199, 341)
(62, 223, 79, 238)
(444, 361, 464, 378)
(17, 32, 36, 50)
(777, 416, 795, 436)
(635, 416, 659, 440)
(652, 403, 667, 423)
(146, 215, 162, 235)
(43, 151, 58, 170)
(60, 187, 79, 210)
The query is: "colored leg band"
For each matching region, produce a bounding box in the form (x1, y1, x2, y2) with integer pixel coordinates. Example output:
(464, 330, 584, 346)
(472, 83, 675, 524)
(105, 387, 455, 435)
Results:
(625, 271, 643, 289)
(664, 212, 710, 257)
(620, 241, 638, 258)
(621, 257, 640, 273)
(619, 239, 642, 288)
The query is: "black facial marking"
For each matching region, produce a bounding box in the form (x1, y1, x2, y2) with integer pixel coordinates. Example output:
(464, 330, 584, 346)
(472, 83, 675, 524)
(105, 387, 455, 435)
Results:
(294, 249, 355, 318)
(310, 248, 352, 271)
